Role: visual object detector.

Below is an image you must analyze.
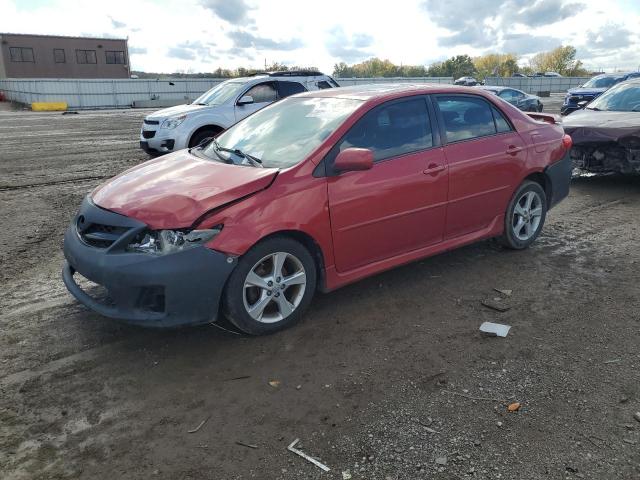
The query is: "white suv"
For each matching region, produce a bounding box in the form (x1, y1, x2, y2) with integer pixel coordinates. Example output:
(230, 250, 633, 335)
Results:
(139, 71, 340, 155)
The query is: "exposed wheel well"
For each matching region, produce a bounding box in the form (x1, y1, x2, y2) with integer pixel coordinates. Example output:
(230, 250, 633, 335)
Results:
(524, 172, 552, 205)
(188, 125, 224, 147)
(256, 231, 327, 292)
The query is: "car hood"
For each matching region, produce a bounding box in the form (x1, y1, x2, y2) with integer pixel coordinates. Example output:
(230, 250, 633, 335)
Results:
(146, 103, 209, 120)
(562, 110, 640, 144)
(566, 87, 607, 96)
(91, 151, 278, 229)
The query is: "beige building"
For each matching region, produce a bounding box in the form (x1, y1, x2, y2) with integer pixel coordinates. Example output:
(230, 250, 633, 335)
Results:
(0, 33, 130, 79)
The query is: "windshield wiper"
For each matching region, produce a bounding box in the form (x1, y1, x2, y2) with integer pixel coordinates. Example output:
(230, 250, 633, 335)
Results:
(585, 106, 601, 111)
(193, 102, 208, 106)
(212, 139, 263, 168)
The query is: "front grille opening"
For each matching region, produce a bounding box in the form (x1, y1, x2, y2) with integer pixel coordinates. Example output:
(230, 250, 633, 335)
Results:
(143, 119, 160, 125)
(79, 223, 128, 249)
(136, 286, 165, 313)
(142, 130, 156, 139)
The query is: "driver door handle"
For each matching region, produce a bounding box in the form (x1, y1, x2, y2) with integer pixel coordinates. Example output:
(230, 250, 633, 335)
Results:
(423, 163, 447, 176)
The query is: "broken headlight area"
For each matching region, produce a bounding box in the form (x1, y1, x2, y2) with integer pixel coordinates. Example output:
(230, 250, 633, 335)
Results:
(570, 139, 640, 175)
(127, 226, 223, 255)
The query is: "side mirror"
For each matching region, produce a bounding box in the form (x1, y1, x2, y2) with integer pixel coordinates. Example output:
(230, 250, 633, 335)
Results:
(237, 95, 254, 106)
(334, 148, 374, 173)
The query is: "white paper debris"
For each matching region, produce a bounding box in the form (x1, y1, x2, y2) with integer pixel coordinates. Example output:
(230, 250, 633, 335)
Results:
(479, 322, 512, 337)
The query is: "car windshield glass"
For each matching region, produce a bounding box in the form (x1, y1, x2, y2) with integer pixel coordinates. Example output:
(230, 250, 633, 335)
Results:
(582, 76, 619, 89)
(202, 97, 363, 168)
(192, 81, 244, 106)
(588, 82, 640, 111)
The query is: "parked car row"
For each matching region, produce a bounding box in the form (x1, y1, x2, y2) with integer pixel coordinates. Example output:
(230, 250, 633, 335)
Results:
(63, 83, 573, 334)
(561, 72, 640, 115)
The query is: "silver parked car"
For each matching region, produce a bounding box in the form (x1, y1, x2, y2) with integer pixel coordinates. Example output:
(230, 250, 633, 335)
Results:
(139, 71, 339, 155)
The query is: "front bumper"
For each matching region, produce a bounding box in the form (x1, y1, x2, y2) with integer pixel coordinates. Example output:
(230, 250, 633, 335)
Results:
(139, 125, 188, 154)
(62, 198, 236, 328)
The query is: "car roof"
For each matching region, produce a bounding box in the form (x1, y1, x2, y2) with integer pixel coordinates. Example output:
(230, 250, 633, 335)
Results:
(299, 83, 493, 101)
(226, 73, 330, 85)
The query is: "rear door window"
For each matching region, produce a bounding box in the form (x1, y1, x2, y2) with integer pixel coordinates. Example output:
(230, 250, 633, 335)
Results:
(277, 81, 307, 98)
(435, 96, 497, 143)
(337, 97, 433, 162)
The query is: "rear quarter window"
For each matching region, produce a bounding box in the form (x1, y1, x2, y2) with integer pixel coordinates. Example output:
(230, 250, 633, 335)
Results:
(277, 81, 307, 98)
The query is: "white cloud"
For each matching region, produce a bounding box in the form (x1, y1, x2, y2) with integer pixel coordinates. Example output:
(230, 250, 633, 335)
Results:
(1, 0, 639, 73)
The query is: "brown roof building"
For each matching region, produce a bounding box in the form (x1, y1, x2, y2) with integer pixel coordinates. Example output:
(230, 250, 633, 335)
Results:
(0, 33, 130, 79)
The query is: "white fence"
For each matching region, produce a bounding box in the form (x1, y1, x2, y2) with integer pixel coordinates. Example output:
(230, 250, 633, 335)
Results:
(0, 78, 225, 109)
(0, 76, 454, 110)
(484, 76, 590, 94)
(0, 75, 589, 109)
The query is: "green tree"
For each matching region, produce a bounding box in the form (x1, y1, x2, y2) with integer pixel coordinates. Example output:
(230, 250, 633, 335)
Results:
(529, 46, 589, 76)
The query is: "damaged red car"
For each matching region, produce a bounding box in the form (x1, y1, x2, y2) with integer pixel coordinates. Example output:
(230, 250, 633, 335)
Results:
(63, 84, 573, 334)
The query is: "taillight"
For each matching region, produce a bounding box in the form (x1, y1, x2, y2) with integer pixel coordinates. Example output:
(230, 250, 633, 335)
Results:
(562, 134, 573, 150)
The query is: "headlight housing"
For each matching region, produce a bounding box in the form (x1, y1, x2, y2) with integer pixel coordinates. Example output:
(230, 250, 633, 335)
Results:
(127, 226, 222, 255)
(161, 114, 187, 129)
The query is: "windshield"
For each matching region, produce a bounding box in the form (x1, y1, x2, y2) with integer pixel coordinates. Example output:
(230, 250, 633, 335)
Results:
(588, 82, 640, 111)
(203, 97, 363, 168)
(193, 81, 244, 106)
(582, 76, 620, 89)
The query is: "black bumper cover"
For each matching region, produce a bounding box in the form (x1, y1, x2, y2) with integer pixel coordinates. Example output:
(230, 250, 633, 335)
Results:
(62, 198, 236, 328)
(545, 151, 572, 209)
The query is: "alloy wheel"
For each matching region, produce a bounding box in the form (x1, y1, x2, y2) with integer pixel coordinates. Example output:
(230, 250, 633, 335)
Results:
(512, 191, 543, 241)
(242, 252, 307, 323)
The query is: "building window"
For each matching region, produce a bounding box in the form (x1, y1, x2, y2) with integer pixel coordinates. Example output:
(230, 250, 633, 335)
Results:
(54, 48, 66, 63)
(9, 47, 35, 62)
(105, 50, 126, 64)
(76, 49, 97, 64)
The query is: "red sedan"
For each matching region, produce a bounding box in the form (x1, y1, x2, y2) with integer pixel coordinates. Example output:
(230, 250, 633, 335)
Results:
(63, 84, 572, 334)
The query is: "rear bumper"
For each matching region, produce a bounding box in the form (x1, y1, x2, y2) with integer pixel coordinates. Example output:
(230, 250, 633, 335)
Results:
(62, 198, 236, 328)
(545, 151, 572, 209)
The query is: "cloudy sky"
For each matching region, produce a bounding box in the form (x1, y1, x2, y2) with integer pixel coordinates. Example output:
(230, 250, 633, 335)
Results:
(2, 0, 639, 73)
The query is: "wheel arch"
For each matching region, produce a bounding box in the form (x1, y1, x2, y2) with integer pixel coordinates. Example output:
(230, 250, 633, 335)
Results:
(524, 171, 552, 206)
(188, 124, 225, 147)
(249, 230, 328, 293)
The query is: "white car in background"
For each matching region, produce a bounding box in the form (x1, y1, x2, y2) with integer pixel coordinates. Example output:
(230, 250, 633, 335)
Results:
(139, 71, 340, 155)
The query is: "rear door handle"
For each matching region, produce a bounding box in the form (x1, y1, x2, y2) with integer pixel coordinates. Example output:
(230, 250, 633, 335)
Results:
(423, 163, 447, 176)
(506, 145, 524, 155)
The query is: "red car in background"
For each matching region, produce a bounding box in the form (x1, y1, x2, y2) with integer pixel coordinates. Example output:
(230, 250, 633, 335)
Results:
(63, 84, 572, 334)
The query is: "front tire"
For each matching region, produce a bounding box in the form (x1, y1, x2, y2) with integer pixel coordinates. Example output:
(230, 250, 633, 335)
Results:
(222, 237, 317, 335)
(499, 181, 547, 249)
(189, 128, 221, 148)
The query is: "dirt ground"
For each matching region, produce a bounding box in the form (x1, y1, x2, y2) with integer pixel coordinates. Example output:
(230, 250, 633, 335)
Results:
(1, 97, 639, 480)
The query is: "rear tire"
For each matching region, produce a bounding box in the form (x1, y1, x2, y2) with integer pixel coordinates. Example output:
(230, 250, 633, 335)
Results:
(499, 181, 547, 250)
(222, 237, 317, 335)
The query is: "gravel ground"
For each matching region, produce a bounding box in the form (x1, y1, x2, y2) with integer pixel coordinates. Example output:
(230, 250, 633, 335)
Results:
(1, 97, 639, 480)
